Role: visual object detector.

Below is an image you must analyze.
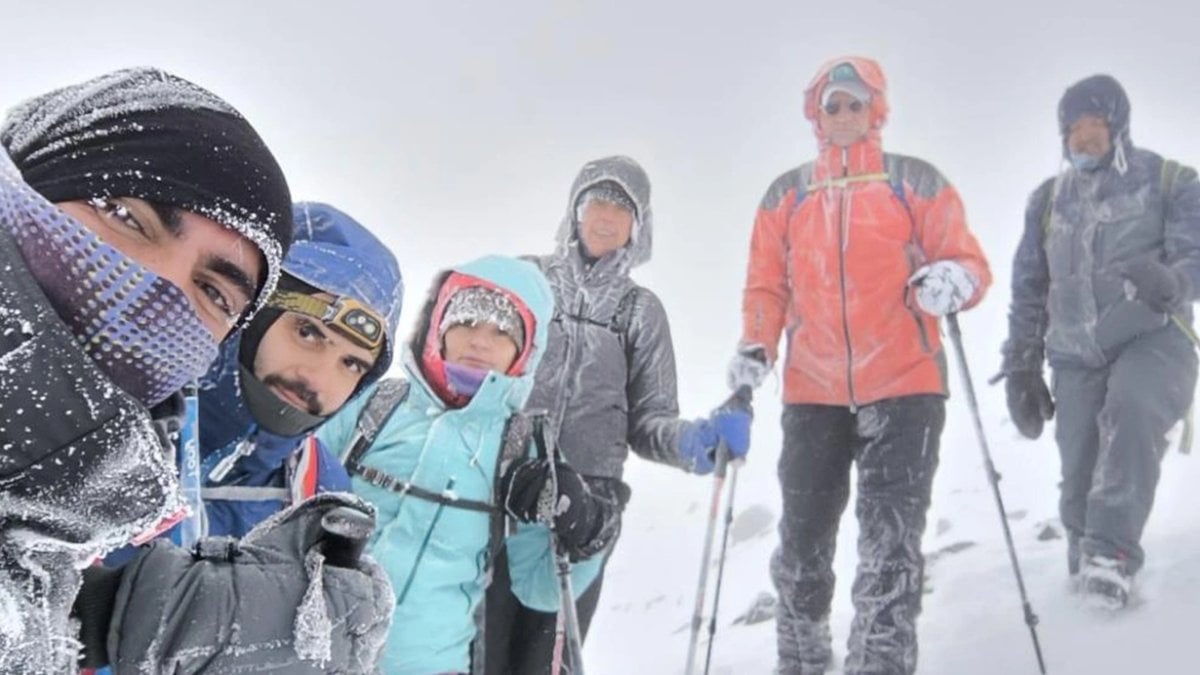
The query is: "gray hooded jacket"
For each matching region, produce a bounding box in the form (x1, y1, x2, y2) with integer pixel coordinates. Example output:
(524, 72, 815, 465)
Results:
(524, 156, 687, 480)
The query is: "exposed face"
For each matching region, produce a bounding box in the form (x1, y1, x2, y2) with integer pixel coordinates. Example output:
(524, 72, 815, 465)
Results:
(56, 197, 263, 339)
(442, 322, 519, 373)
(1067, 114, 1112, 159)
(252, 301, 379, 415)
(819, 90, 871, 147)
(578, 200, 634, 258)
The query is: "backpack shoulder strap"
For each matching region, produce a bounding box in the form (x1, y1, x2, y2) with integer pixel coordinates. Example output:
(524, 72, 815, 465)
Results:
(1162, 158, 1181, 205)
(342, 379, 411, 468)
(883, 156, 922, 260)
(610, 285, 641, 337)
(469, 408, 543, 675)
(1042, 175, 1063, 239)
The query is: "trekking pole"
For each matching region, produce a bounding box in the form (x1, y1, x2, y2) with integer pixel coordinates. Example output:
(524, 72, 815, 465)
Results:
(946, 314, 1047, 674)
(686, 386, 752, 674)
(702, 462, 742, 674)
(176, 381, 204, 549)
(540, 422, 586, 675)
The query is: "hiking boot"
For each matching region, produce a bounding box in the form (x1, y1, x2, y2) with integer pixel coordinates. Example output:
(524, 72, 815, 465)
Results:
(1081, 555, 1132, 610)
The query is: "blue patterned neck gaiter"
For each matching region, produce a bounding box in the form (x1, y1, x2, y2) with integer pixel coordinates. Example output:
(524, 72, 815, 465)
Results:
(0, 158, 218, 406)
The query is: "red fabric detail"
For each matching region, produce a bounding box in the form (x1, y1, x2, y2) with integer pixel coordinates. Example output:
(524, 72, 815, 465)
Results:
(128, 507, 189, 546)
(299, 436, 320, 500)
(420, 271, 537, 408)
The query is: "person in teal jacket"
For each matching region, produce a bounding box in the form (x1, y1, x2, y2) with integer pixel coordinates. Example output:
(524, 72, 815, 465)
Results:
(317, 255, 608, 674)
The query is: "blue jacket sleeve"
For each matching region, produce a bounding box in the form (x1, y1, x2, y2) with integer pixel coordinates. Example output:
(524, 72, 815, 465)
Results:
(1002, 178, 1054, 373)
(313, 436, 353, 493)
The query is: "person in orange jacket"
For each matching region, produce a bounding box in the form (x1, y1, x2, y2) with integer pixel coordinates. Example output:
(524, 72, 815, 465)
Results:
(727, 56, 991, 674)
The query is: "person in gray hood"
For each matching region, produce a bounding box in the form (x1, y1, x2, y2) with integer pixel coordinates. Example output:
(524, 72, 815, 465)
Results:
(1002, 74, 1200, 609)
(482, 155, 751, 673)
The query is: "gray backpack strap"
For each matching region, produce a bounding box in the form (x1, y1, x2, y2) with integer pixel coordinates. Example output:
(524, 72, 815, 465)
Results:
(341, 378, 496, 512)
(342, 378, 411, 468)
(469, 409, 542, 675)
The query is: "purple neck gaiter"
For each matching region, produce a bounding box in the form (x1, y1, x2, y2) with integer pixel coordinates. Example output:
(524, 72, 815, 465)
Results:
(444, 361, 488, 400)
(0, 157, 219, 406)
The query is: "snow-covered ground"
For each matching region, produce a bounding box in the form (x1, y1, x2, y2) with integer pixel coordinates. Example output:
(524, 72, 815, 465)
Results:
(589, 370, 1200, 674)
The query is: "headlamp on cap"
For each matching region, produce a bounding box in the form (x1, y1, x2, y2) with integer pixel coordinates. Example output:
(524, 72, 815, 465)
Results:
(268, 291, 385, 353)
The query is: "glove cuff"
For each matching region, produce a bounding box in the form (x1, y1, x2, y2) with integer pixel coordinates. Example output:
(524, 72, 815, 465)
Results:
(678, 419, 718, 474)
(73, 564, 124, 668)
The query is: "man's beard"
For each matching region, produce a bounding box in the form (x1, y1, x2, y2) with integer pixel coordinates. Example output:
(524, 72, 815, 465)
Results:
(261, 373, 322, 416)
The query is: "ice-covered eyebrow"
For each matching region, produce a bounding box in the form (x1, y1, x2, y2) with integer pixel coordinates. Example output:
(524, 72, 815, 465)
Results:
(206, 255, 257, 306)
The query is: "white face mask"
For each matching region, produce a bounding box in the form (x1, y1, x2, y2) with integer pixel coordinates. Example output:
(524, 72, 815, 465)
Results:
(1069, 151, 1102, 171)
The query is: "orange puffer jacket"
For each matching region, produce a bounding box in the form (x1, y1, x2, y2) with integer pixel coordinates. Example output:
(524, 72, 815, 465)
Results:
(740, 56, 991, 408)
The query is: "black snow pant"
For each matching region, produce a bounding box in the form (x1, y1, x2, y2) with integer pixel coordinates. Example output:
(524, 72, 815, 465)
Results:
(481, 545, 606, 675)
(1052, 324, 1196, 576)
(771, 394, 944, 675)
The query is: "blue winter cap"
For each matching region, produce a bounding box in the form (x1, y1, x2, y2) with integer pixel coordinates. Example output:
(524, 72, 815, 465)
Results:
(286, 202, 404, 376)
(822, 63, 871, 106)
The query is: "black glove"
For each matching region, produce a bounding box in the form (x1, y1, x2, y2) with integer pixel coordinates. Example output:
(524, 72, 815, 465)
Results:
(1119, 258, 1190, 313)
(1005, 371, 1055, 440)
(73, 564, 124, 668)
(502, 457, 600, 552)
(99, 493, 394, 674)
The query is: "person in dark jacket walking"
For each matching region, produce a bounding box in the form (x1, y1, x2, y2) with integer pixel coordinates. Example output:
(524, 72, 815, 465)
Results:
(482, 155, 751, 674)
(0, 68, 390, 672)
(199, 201, 403, 538)
(1002, 74, 1200, 609)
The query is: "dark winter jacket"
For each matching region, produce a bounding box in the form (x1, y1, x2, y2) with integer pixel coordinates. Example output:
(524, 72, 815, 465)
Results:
(1004, 152, 1200, 371)
(0, 153, 183, 672)
(526, 156, 688, 481)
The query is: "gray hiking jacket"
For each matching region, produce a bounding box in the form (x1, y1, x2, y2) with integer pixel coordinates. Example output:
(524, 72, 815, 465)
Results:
(524, 156, 688, 480)
(1004, 147, 1200, 371)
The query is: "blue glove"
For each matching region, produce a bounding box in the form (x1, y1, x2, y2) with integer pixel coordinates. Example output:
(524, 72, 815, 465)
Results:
(679, 409, 752, 475)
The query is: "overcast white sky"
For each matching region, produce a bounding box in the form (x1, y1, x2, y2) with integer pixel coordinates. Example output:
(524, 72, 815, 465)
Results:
(5, 2, 1198, 399)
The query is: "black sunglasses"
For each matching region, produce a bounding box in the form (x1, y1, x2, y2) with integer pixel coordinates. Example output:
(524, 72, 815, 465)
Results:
(823, 100, 865, 116)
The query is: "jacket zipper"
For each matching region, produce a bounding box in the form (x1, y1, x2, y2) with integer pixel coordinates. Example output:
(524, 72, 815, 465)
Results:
(397, 477, 455, 605)
(837, 148, 858, 412)
(207, 437, 255, 483)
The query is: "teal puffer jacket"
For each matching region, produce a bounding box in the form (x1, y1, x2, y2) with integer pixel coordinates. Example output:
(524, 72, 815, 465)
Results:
(317, 255, 603, 674)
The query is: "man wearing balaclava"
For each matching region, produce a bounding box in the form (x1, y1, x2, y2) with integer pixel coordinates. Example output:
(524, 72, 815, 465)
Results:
(729, 58, 991, 674)
(1002, 74, 1200, 610)
(0, 69, 391, 672)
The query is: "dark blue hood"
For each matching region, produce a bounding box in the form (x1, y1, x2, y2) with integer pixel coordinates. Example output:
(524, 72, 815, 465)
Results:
(1058, 74, 1132, 165)
(200, 202, 404, 453)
